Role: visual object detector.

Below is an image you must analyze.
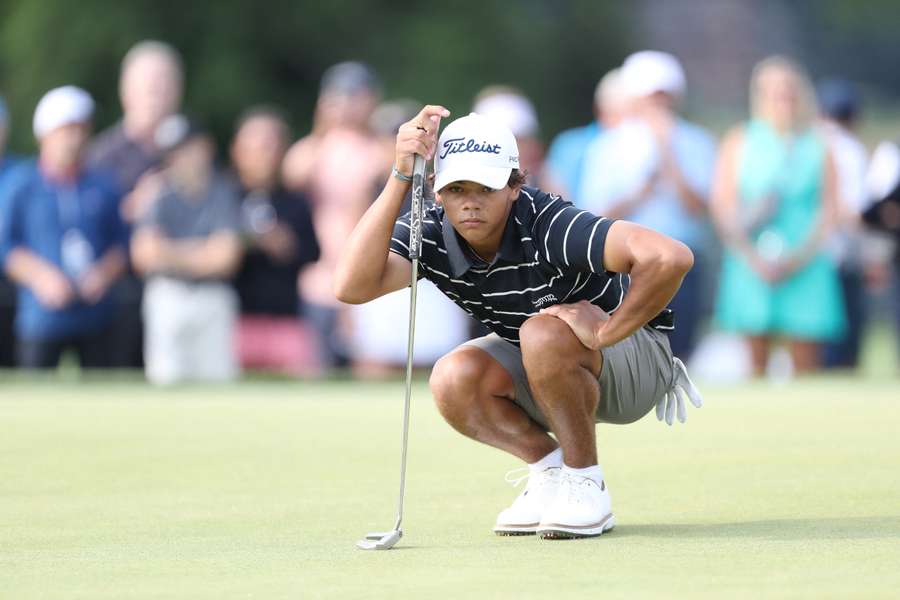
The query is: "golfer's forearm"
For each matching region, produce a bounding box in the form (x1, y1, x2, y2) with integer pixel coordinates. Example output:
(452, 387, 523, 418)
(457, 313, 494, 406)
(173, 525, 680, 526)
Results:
(595, 246, 692, 348)
(334, 177, 410, 302)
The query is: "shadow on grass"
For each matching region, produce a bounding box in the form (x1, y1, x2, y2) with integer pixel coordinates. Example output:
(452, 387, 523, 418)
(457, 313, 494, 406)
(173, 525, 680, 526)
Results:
(613, 516, 900, 541)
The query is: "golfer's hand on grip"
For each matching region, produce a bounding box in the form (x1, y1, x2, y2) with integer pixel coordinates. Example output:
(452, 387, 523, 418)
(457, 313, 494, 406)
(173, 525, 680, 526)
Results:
(395, 105, 450, 177)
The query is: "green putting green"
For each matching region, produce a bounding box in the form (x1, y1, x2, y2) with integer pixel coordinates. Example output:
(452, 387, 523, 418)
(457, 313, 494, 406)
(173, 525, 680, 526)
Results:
(1, 376, 898, 599)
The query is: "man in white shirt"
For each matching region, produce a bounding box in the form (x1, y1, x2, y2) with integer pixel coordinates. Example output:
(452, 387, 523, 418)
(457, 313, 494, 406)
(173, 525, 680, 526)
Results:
(578, 51, 717, 362)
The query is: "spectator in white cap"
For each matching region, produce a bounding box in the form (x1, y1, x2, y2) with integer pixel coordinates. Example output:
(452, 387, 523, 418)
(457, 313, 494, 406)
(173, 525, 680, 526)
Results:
(473, 86, 545, 187)
(620, 50, 686, 100)
(0, 86, 128, 369)
(544, 68, 631, 204)
(578, 50, 717, 362)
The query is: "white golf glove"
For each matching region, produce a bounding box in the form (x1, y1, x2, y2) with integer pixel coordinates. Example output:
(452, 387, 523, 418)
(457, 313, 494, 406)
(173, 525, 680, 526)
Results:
(656, 357, 703, 426)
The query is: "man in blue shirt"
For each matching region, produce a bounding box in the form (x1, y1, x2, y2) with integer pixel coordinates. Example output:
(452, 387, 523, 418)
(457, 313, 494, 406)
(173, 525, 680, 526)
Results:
(0, 86, 127, 368)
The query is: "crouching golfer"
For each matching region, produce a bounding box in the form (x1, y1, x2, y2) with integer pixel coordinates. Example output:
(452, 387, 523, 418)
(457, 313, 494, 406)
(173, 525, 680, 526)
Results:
(335, 106, 702, 539)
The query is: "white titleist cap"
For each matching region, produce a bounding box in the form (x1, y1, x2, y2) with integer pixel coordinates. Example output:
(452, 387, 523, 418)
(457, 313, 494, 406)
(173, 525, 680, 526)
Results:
(434, 112, 519, 192)
(620, 51, 686, 99)
(33, 86, 94, 138)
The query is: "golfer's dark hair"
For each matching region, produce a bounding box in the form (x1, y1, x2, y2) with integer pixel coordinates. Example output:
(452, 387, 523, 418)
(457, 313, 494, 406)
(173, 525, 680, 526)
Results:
(507, 169, 528, 188)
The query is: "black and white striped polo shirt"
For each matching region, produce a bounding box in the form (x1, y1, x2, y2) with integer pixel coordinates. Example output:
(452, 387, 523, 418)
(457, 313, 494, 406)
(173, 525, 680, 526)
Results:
(389, 186, 673, 345)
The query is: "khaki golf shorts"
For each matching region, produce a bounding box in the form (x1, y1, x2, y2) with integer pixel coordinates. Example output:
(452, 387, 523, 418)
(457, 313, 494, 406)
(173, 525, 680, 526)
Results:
(461, 326, 674, 428)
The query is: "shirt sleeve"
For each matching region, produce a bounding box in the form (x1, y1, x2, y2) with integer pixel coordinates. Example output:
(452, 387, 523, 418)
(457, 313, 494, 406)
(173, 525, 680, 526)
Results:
(531, 191, 616, 274)
(388, 207, 443, 281)
(389, 210, 414, 259)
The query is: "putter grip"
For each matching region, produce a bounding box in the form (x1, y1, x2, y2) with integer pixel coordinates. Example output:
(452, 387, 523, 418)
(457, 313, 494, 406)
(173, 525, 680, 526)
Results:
(409, 155, 426, 260)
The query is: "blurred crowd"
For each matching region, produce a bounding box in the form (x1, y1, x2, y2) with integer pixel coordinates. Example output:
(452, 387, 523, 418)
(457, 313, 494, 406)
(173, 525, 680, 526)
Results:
(1, 41, 899, 383)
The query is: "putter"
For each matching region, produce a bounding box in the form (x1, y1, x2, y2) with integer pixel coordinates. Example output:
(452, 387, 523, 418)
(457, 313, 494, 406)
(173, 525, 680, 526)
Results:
(357, 154, 427, 551)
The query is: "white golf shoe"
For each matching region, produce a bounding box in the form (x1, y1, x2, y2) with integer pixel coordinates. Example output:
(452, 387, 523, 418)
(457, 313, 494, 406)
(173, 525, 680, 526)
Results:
(493, 466, 562, 535)
(537, 472, 615, 539)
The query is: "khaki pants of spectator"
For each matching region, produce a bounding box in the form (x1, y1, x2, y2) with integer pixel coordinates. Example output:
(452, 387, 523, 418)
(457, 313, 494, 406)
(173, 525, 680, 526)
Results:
(143, 277, 239, 385)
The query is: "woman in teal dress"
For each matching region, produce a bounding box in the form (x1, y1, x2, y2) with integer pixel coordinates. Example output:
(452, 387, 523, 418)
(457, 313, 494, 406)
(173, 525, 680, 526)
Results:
(712, 56, 845, 376)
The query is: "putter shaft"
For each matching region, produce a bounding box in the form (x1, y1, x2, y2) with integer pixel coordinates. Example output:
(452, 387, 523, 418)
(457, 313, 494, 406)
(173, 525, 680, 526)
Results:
(358, 154, 425, 550)
(392, 155, 425, 532)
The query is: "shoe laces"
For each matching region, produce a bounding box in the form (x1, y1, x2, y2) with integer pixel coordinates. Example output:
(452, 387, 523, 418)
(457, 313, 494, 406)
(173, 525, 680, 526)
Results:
(504, 467, 531, 488)
(561, 472, 601, 504)
(504, 466, 561, 490)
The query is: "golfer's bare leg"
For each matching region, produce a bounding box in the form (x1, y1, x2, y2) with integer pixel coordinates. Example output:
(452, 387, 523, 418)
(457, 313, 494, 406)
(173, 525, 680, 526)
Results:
(429, 347, 558, 463)
(519, 315, 603, 469)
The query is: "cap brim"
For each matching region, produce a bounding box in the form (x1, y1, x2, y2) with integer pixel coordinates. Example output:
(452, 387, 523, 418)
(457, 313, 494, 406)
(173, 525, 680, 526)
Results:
(434, 164, 512, 192)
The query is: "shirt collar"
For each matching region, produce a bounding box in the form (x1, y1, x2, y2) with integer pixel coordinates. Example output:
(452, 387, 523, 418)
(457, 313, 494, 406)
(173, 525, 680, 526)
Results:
(442, 211, 473, 278)
(441, 204, 525, 278)
(496, 207, 524, 263)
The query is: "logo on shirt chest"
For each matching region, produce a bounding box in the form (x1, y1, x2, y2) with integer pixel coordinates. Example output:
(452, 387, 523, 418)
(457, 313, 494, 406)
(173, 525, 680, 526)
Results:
(532, 293, 558, 308)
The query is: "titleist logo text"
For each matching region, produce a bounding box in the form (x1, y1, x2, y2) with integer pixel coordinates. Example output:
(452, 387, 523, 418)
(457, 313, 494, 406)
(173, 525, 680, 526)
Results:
(439, 137, 502, 159)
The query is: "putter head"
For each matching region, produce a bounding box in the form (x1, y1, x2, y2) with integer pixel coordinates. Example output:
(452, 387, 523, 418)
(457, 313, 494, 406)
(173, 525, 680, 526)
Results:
(356, 529, 402, 551)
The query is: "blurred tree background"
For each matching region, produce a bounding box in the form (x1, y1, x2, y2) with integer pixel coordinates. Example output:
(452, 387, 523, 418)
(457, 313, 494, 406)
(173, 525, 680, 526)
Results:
(0, 0, 627, 151)
(1, 0, 899, 153)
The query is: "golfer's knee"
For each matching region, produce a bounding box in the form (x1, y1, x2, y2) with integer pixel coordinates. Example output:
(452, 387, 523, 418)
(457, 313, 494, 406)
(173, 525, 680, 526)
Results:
(520, 315, 601, 381)
(429, 349, 490, 425)
(520, 315, 579, 366)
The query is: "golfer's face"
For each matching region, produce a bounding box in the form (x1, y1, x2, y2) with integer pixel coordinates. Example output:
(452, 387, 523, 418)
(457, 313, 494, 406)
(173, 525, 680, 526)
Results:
(437, 181, 516, 245)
